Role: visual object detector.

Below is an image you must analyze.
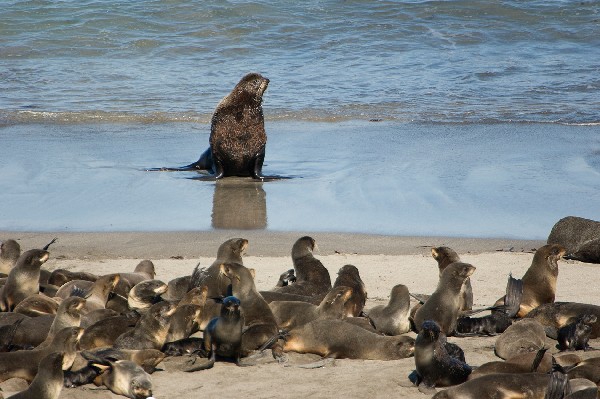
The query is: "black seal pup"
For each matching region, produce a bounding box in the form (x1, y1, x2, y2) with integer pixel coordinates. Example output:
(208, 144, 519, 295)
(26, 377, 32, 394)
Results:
(8, 352, 65, 399)
(153, 73, 271, 180)
(557, 314, 597, 351)
(526, 302, 600, 339)
(0, 249, 49, 311)
(410, 320, 471, 394)
(185, 296, 244, 371)
(413, 262, 476, 335)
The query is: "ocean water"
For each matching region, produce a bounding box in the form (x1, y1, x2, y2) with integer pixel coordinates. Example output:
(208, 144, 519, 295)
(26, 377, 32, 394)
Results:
(1, 1, 599, 238)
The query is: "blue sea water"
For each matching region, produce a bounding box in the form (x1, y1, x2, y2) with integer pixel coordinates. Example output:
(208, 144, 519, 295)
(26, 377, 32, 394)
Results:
(1, 1, 599, 238)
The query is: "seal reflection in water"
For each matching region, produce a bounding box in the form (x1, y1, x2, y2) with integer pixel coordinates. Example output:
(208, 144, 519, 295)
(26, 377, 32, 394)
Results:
(210, 179, 267, 229)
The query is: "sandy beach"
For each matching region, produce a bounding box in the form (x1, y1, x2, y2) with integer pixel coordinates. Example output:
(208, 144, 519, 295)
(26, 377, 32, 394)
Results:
(1, 231, 599, 398)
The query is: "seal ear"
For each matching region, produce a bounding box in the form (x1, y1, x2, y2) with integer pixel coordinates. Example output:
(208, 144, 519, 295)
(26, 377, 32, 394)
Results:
(431, 248, 439, 259)
(248, 268, 256, 280)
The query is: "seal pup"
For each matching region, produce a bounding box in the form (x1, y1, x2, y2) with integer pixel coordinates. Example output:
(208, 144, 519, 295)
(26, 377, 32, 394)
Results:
(494, 319, 546, 360)
(36, 296, 86, 348)
(7, 352, 65, 399)
(190, 238, 248, 298)
(13, 294, 59, 317)
(366, 284, 411, 336)
(114, 301, 177, 350)
(0, 249, 49, 311)
(283, 318, 415, 360)
(0, 326, 82, 383)
(185, 296, 244, 371)
(55, 273, 120, 312)
(47, 269, 97, 287)
(332, 265, 367, 317)
(153, 73, 271, 180)
(431, 246, 473, 311)
(547, 216, 600, 263)
(410, 320, 471, 393)
(468, 348, 552, 379)
(266, 236, 332, 301)
(79, 312, 141, 350)
(431, 373, 557, 399)
(0, 239, 20, 275)
(557, 314, 597, 351)
(269, 286, 353, 330)
(413, 262, 476, 335)
(218, 262, 281, 357)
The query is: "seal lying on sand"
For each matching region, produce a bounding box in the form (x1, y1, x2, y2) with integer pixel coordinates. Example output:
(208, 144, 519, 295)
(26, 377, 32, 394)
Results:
(152, 73, 272, 180)
(526, 302, 600, 339)
(547, 216, 600, 263)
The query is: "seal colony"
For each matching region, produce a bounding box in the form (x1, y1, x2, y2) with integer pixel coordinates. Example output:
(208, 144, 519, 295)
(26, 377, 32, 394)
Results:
(0, 230, 599, 399)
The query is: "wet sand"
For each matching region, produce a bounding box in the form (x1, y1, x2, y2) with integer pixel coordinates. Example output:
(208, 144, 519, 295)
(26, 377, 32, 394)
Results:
(1, 231, 599, 398)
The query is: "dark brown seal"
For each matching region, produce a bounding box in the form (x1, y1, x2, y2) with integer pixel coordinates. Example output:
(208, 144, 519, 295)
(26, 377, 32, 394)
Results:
(8, 352, 65, 399)
(413, 262, 476, 335)
(468, 348, 552, 379)
(332, 265, 367, 317)
(431, 246, 473, 311)
(547, 216, 600, 263)
(557, 314, 597, 351)
(114, 301, 177, 350)
(0, 239, 20, 275)
(283, 318, 415, 360)
(127, 279, 168, 313)
(494, 319, 546, 360)
(13, 294, 59, 317)
(410, 320, 471, 393)
(267, 236, 332, 300)
(154, 73, 270, 180)
(366, 284, 411, 336)
(526, 302, 600, 339)
(0, 249, 49, 311)
(431, 373, 555, 399)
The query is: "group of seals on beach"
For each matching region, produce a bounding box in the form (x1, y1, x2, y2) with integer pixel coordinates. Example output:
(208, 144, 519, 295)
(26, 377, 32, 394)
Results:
(1, 226, 600, 398)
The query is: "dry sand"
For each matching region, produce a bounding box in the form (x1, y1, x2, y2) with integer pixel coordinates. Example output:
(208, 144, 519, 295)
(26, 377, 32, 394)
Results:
(1, 231, 599, 399)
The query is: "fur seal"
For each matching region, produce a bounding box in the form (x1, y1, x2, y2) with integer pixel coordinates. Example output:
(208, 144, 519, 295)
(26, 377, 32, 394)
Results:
(468, 348, 552, 379)
(79, 312, 141, 350)
(547, 216, 600, 263)
(7, 352, 65, 399)
(0, 326, 82, 383)
(332, 265, 367, 317)
(127, 279, 167, 313)
(0, 239, 20, 275)
(36, 296, 86, 348)
(55, 273, 120, 312)
(269, 286, 353, 330)
(267, 236, 331, 300)
(431, 373, 557, 399)
(114, 301, 177, 350)
(185, 296, 244, 371)
(191, 238, 248, 298)
(526, 302, 600, 339)
(514, 244, 566, 317)
(218, 262, 281, 356)
(413, 262, 476, 335)
(557, 314, 597, 351)
(47, 268, 97, 287)
(366, 284, 411, 336)
(154, 73, 270, 179)
(494, 319, 546, 360)
(283, 318, 415, 360)
(0, 249, 49, 311)
(410, 320, 471, 393)
(12, 294, 59, 317)
(431, 246, 473, 311)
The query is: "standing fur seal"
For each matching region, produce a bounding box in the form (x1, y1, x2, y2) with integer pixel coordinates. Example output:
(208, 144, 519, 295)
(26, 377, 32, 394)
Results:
(410, 320, 471, 393)
(431, 247, 473, 311)
(0, 239, 20, 275)
(366, 284, 412, 336)
(7, 352, 65, 399)
(153, 73, 271, 179)
(0, 249, 49, 311)
(283, 318, 415, 360)
(332, 265, 367, 317)
(413, 262, 476, 335)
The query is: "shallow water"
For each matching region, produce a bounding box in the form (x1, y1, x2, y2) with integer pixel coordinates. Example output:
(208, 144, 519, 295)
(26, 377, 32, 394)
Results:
(1, 121, 598, 238)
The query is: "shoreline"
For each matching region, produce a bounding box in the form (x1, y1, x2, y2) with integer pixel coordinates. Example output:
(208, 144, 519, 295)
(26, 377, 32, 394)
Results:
(1, 230, 546, 259)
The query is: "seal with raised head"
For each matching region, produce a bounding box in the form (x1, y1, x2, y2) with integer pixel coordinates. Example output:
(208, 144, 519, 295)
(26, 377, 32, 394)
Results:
(0, 239, 20, 275)
(114, 301, 177, 350)
(283, 318, 415, 360)
(333, 265, 367, 317)
(431, 246, 473, 311)
(265, 236, 331, 301)
(127, 279, 168, 313)
(413, 262, 476, 335)
(55, 273, 120, 312)
(366, 284, 411, 336)
(154, 73, 271, 180)
(0, 249, 49, 311)
(410, 320, 471, 394)
(7, 352, 65, 399)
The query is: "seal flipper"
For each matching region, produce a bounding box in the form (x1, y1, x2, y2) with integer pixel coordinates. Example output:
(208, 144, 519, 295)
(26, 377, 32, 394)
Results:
(504, 273, 523, 318)
(146, 147, 214, 172)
